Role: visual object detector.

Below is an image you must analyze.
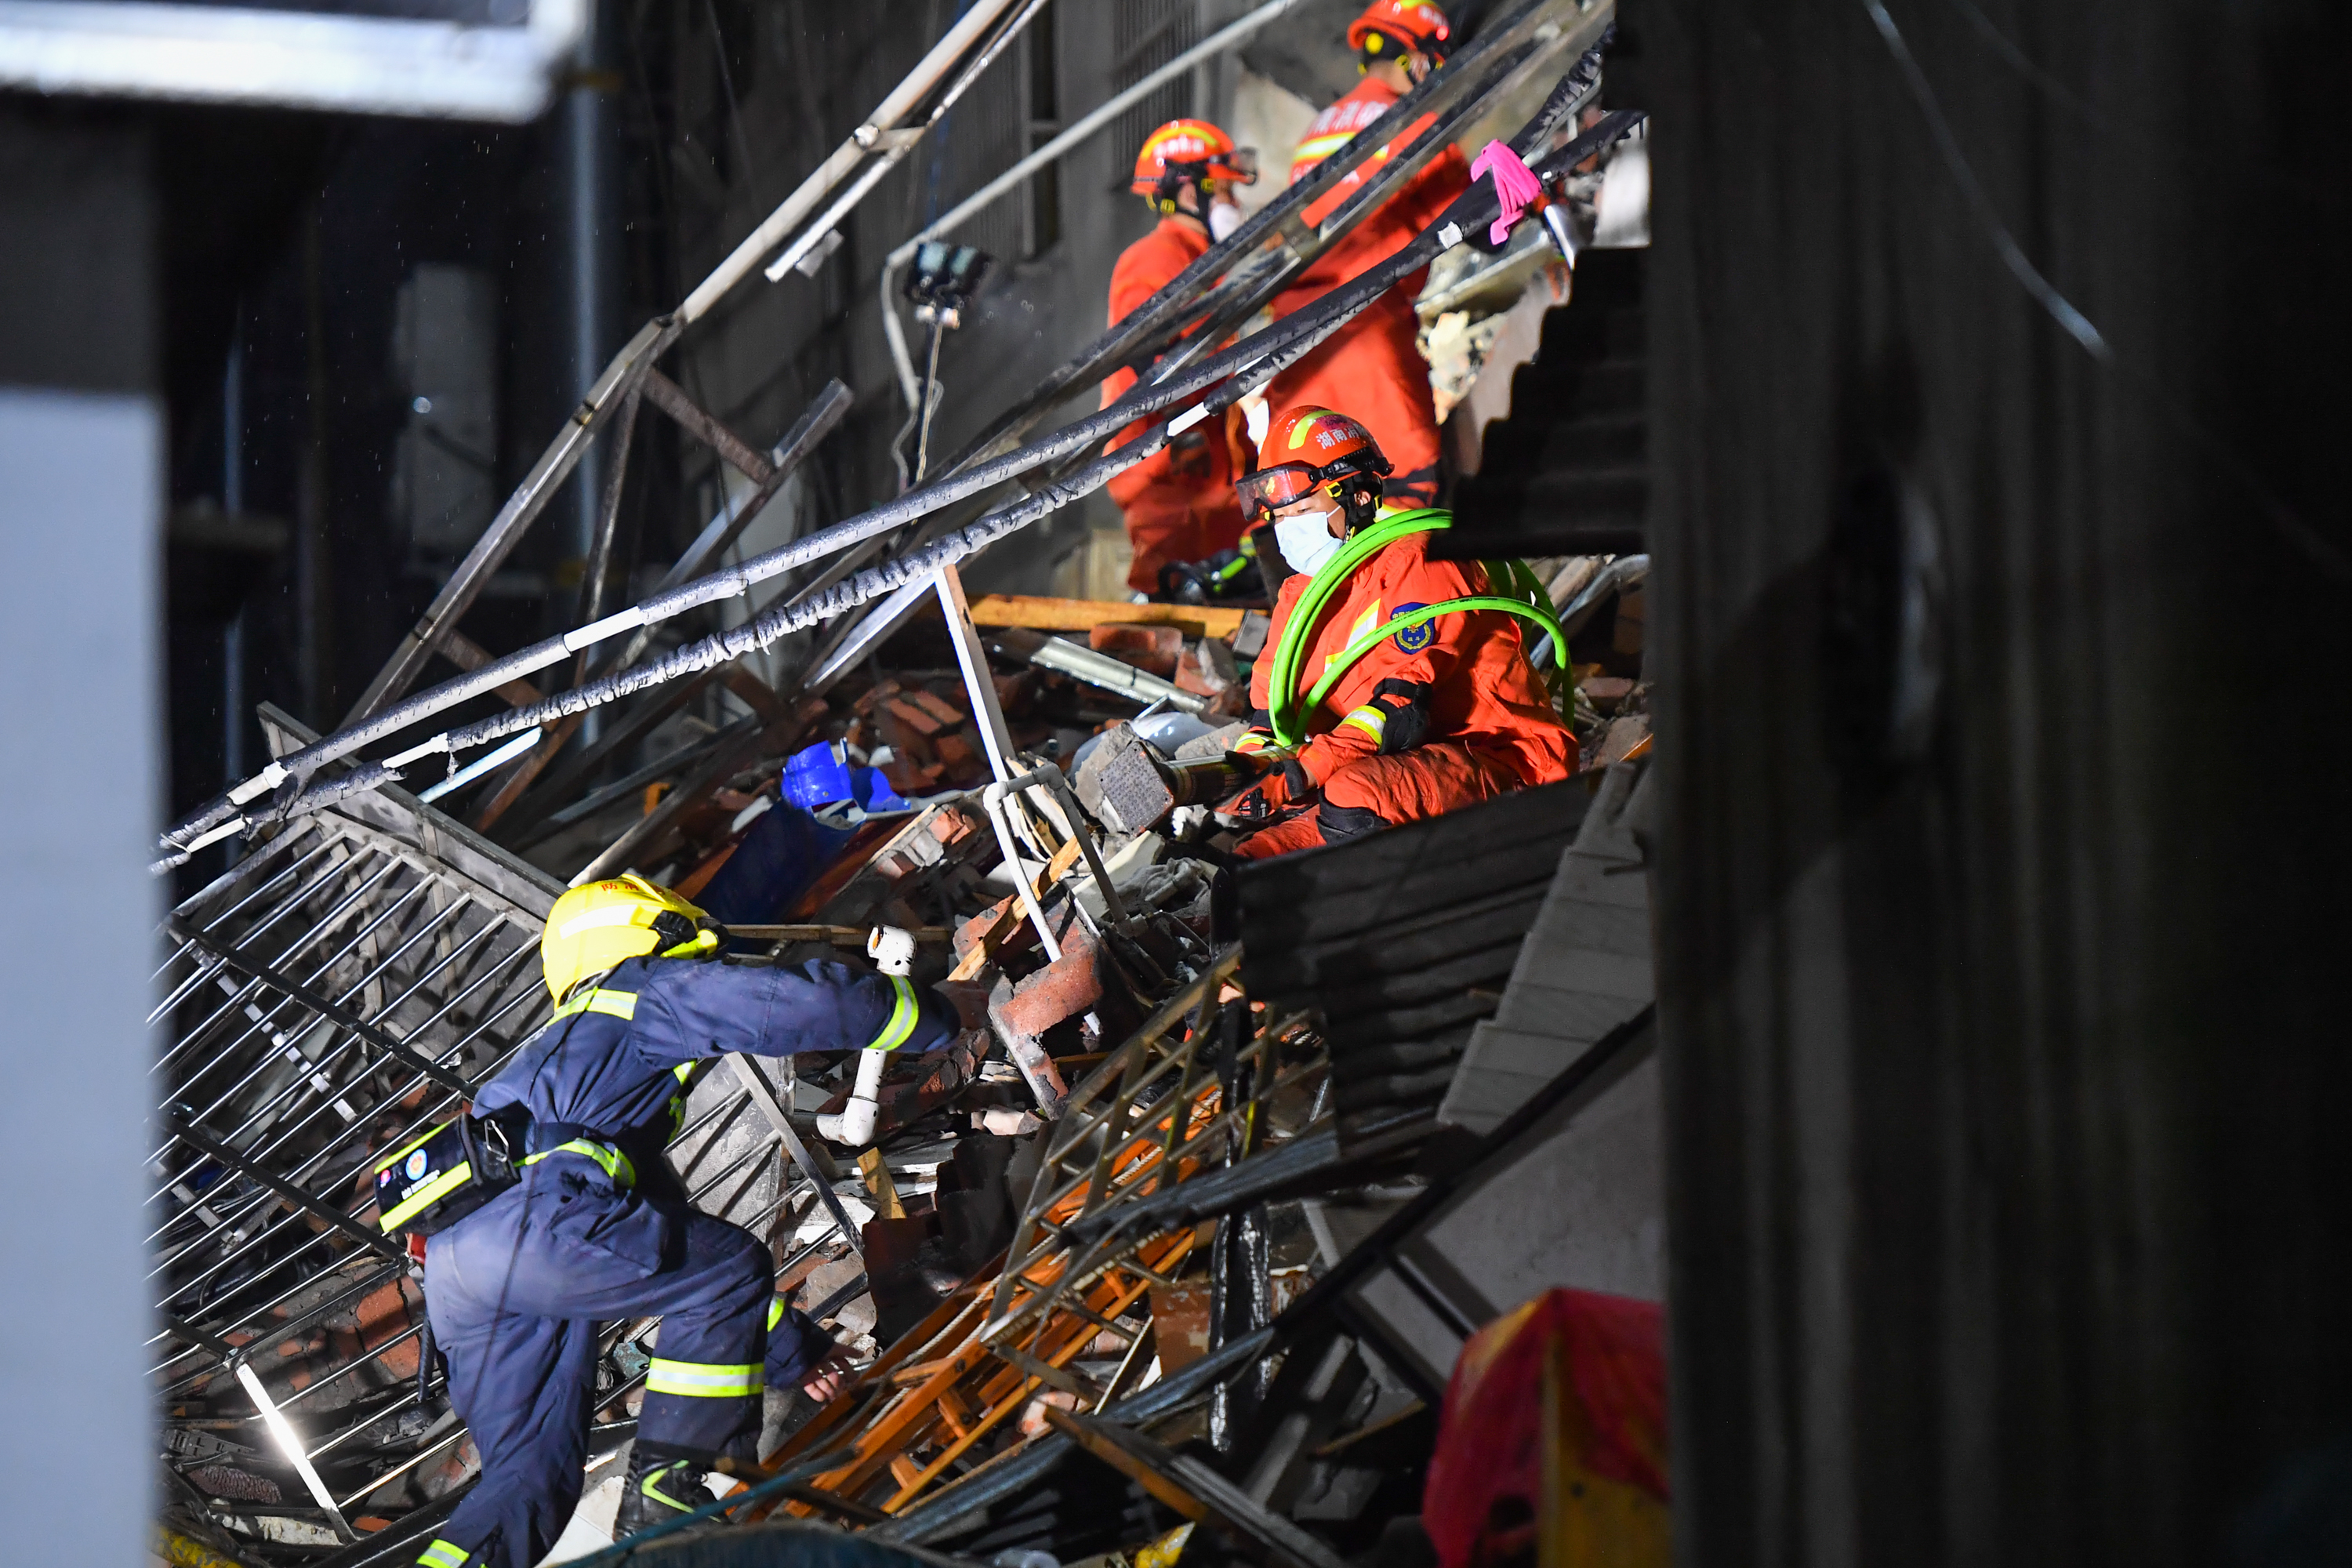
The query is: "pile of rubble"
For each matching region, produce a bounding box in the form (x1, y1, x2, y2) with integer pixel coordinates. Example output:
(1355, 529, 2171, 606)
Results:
(150, 539, 1656, 1568)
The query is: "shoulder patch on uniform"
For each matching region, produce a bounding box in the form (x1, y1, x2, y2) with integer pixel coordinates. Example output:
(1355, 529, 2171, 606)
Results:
(1389, 601, 1432, 652)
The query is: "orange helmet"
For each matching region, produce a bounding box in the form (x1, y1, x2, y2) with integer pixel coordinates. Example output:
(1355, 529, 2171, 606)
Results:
(1348, 0, 1450, 63)
(1131, 119, 1259, 205)
(1235, 407, 1392, 519)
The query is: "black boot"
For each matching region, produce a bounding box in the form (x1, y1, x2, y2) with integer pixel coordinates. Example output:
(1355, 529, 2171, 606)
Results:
(614, 1446, 713, 1537)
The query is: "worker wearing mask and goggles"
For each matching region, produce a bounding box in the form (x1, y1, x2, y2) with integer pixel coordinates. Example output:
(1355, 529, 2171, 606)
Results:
(1219, 406, 1577, 859)
(1101, 118, 1264, 601)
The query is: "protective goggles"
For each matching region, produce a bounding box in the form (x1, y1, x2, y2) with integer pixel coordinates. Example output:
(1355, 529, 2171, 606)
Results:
(1233, 461, 1341, 520)
(1167, 147, 1259, 186)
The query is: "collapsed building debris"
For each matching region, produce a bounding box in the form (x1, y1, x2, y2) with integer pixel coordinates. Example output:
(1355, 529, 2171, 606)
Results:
(148, 4, 1667, 1566)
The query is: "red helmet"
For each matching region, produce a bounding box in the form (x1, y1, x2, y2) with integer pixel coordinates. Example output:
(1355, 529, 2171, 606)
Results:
(1130, 119, 1259, 201)
(1235, 407, 1391, 519)
(1348, 0, 1450, 63)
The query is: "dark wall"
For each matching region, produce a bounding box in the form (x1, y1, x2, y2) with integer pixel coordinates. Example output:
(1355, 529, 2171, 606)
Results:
(1647, 2, 2352, 1563)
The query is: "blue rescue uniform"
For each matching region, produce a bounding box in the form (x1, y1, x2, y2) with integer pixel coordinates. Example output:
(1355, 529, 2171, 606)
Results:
(416, 953, 953, 1568)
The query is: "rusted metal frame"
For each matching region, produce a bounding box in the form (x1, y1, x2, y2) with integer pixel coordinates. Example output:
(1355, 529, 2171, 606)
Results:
(641, 368, 775, 485)
(844, 1281, 1124, 1508)
(874, 1236, 1189, 1512)
(996, 1221, 1175, 1353)
(992, 1180, 1206, 1345)
(1091, 1309, 1158, 1415)
(1051, 946, 1241, 1138)
(1068, 982, 1214, 1213)
(765, 1292, 1000, 1484)
(990, 1047, 1323, 1338)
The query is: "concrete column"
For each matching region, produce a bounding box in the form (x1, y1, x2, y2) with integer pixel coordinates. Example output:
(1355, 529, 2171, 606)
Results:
(0, 103, 159, 1567)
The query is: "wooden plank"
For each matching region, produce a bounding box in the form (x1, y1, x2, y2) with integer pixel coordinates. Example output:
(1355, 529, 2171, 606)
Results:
(969, 593, 1243, 640)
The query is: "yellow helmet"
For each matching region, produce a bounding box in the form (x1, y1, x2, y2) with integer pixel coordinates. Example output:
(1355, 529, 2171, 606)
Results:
(541, 873, 721, 1004)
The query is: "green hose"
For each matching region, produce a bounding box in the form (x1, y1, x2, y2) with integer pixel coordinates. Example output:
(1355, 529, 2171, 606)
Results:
(1265, 509, 1570, 746)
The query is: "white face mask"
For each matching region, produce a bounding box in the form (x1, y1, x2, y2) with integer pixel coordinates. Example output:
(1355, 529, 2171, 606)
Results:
(1207, 200, 1242, 242)
(1273, 505, 1343, 576)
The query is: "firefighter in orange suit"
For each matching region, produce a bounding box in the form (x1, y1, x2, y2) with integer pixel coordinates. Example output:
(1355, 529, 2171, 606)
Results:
(1264, 0, 1472, 514)
(1103, 119, 1260, 596)
(1222, 407, 1575, 859)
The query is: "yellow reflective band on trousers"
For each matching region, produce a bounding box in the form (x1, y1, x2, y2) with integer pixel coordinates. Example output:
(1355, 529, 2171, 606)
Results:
(866, 975, 920, 1053)
(768, 1295, 787, 1331)
(521, 1140, 636, 1187)
(416, 1540, 470, 1568)
(645, 1357, 764, 1397)
(380, 1160, 473, 1233)
(554, 986, 638, 1021)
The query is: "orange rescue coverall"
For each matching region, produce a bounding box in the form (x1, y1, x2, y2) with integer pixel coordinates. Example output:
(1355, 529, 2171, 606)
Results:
(1102, 216, 1248, 595)
(1232, 527, 1576, 859)
(1266, 79, 1471, 511)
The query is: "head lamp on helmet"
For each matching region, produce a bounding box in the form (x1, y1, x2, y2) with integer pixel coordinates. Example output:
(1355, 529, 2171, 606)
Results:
(541, 873, 722, 1004)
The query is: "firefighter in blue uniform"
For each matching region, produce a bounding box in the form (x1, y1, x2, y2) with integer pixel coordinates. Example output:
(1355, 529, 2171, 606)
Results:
(405, 875, 958, 1568)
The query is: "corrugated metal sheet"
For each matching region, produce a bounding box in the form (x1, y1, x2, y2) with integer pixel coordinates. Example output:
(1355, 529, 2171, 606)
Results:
(1236, 780, 1589, 1153)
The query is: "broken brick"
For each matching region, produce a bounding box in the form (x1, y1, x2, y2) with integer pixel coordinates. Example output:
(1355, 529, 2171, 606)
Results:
(884, 695, 945, 737)
(1090, 622, 1182, 677)
(908, 688, 964, 726)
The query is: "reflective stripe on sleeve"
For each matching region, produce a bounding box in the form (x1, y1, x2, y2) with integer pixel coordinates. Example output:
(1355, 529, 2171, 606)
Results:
(416, 1541, 470, 1568)
(380, 1161, 473, 1233)
(1291, 131, 1358, 165)
(645, 1358, 764, 1398)
(866, 975, 920, 1053)
(521, 1140, 636, 1187)
(1340, 706, 1387, 742)
(554, 987, 638, 1021)
(768, 1296, 787, 1331)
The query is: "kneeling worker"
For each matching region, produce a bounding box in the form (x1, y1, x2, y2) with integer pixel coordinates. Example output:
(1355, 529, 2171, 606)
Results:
(392, 874, 960, 1568)
(1223, 406, 1577, 858)
(1102, 118, 1258, 598)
